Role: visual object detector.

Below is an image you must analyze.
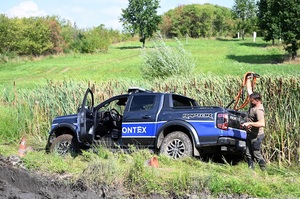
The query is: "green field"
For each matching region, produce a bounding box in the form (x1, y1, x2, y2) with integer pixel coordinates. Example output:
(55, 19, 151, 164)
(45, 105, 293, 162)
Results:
(1, 37, 299, 89)
(0, 37, 300, 198)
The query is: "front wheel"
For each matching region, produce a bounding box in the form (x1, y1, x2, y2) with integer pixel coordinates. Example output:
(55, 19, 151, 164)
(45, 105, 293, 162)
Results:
(160, 131, 193, 159)
(50, 134, 77, 156)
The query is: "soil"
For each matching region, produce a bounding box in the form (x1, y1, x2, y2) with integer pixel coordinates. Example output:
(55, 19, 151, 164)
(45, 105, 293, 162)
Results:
(0, 154, 174, 199)
(0, 154, 249, 199)
(0, 154, 112, 199)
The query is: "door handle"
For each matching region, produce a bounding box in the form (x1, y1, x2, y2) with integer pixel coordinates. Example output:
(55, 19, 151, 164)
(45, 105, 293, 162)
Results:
(142, 115, 151, 119)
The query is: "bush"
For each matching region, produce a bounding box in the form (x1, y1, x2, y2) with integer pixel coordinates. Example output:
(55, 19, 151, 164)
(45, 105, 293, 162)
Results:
(141, 34, 195, 79)
(0, 51, 17, 63)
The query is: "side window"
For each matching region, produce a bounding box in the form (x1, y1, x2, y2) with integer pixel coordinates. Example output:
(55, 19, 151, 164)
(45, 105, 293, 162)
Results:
(130, 95, 155, 112)
(172, 95, 193, 107)
(98, 97, 128, 114)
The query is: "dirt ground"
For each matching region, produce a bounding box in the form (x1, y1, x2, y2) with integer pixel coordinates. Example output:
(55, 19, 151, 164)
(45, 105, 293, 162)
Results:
(0, 154, 250, 199)
(0, 154, 115, 199)
(0, 154, 174, 199)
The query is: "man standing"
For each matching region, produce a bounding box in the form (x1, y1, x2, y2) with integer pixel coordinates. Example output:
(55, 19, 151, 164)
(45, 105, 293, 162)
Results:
(243, 75, 266, 171)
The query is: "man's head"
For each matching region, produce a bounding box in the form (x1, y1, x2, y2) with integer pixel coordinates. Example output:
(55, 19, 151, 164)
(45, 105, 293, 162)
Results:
(250, 92, 262, 106)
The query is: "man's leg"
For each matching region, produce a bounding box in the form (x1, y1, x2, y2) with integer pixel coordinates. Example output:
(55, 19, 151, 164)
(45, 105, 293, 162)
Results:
(246, 136, 254, 169)
(252, 134, 266, 171)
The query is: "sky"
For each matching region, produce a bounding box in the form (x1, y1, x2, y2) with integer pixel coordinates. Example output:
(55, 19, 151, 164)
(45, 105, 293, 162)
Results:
(0, 0, 234, 30)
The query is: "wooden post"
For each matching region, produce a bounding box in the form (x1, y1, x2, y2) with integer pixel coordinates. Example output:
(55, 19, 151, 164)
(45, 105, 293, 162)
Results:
(253, 32, 256, 42)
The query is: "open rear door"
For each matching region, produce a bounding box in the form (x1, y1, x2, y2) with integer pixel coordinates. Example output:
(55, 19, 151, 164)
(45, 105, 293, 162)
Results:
(77, 88, 94, 144)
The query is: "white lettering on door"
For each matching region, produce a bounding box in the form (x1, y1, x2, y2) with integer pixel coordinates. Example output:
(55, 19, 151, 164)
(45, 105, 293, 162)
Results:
(122, 126, 147, 134)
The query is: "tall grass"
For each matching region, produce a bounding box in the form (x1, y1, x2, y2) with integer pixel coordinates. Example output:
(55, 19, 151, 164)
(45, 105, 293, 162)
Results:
(141, 34, 195, 79)
(1, 75, 299, 165)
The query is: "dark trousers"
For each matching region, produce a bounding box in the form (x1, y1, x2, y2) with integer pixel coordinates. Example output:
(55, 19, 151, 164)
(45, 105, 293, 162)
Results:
(246, 133, 266, 170)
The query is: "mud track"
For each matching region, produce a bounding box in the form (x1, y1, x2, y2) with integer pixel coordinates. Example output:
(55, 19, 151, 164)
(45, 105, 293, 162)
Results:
(0, 154, 167, 199)
(0, 154, 103, 199)
(0, 154, 249, 199)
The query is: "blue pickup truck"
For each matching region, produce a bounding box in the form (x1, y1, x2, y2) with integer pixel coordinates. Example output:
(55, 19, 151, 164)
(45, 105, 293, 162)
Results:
(46, 87, 247, 159)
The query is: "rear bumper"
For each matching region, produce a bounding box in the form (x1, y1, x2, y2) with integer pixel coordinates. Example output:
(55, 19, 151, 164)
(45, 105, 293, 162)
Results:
(217, 137, 246, 152)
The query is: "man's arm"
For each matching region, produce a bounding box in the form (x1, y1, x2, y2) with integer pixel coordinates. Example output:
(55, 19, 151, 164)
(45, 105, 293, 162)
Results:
(246, 76, 253, 95)
(244, 118, 265, 128)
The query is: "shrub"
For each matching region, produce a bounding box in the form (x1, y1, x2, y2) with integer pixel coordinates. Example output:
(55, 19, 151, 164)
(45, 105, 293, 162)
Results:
(141, 34, 195, 79)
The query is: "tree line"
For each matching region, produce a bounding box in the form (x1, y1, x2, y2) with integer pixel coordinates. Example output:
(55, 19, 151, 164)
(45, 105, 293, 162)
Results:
(122, 0, 299, 60)
(1, 0, 299, 59)
(0, 14, 123, 58)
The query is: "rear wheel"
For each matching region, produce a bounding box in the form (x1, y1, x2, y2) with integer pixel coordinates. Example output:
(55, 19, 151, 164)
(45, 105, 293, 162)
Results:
(160, 131, 193, 159)
(50, 134, 77, 156)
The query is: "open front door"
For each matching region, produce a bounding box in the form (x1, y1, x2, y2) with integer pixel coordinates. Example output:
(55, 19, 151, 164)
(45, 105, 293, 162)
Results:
(77, 88, 94, 144)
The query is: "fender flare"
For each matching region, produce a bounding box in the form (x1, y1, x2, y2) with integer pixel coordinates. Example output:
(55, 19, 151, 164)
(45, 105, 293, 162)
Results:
(46, 123, 78, 152)
(49, 123, 77, 139)
(156, 120, 200, 156)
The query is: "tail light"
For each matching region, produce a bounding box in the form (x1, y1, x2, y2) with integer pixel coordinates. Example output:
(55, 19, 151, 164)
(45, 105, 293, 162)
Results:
(217, 113, 228, 130)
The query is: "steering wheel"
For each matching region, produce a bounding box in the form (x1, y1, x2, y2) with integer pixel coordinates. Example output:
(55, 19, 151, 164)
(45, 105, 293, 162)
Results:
(109, 108, 121, 122)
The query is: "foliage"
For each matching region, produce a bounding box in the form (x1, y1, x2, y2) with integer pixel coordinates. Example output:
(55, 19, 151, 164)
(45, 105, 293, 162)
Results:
(0, 15, 53, 55)
(47, 16, 65, 54)
(141, 34, 195, 79)
(232, 0, 257, 40)
(0, 105, 19, 144)
(0, 14, 16, 53)
(258, 0, 300, 60)
(71, 25, 111, 53)
(161, 4, 235, 38)
(0, 15, 124, 56)
(257, 0, 282, 45)
(120, 0, 161, 47)
(279, 0, 300, 60)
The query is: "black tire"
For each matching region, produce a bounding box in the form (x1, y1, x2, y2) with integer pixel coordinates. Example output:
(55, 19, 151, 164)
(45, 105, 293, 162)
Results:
(50, 134, 77, 156)
(160, 131, 193, 159)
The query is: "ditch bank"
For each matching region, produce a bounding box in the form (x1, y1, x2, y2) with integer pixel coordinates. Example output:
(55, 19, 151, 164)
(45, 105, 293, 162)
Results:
(0, 154, 121, 199)
(0, 154, 249, 199)
(0, 154, 180, 199)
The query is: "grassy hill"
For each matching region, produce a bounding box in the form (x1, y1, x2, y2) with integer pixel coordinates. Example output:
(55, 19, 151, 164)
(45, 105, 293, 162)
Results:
(0, 37, 299, 89)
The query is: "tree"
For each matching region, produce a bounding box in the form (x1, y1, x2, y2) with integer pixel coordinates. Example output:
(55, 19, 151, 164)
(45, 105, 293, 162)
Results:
(232, 0, 257, 40)
(45, 16, 65, 54)
(258, 0, 300, 59)
(17, 17, 53, 55)
(257, 0, 281, 45)
(213, 6, 234, 37)
(277, 0, 300, 59)
(160, 4, 235, 38)
(120, 0, 161, 47)
(0, 14, 14, 53)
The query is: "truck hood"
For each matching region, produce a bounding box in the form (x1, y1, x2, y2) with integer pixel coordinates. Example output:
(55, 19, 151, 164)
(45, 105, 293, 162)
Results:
(52, 114, 77, 125)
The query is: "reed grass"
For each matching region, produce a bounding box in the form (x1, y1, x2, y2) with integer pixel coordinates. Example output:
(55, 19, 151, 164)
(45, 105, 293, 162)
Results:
(1, 74, 300, 165)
